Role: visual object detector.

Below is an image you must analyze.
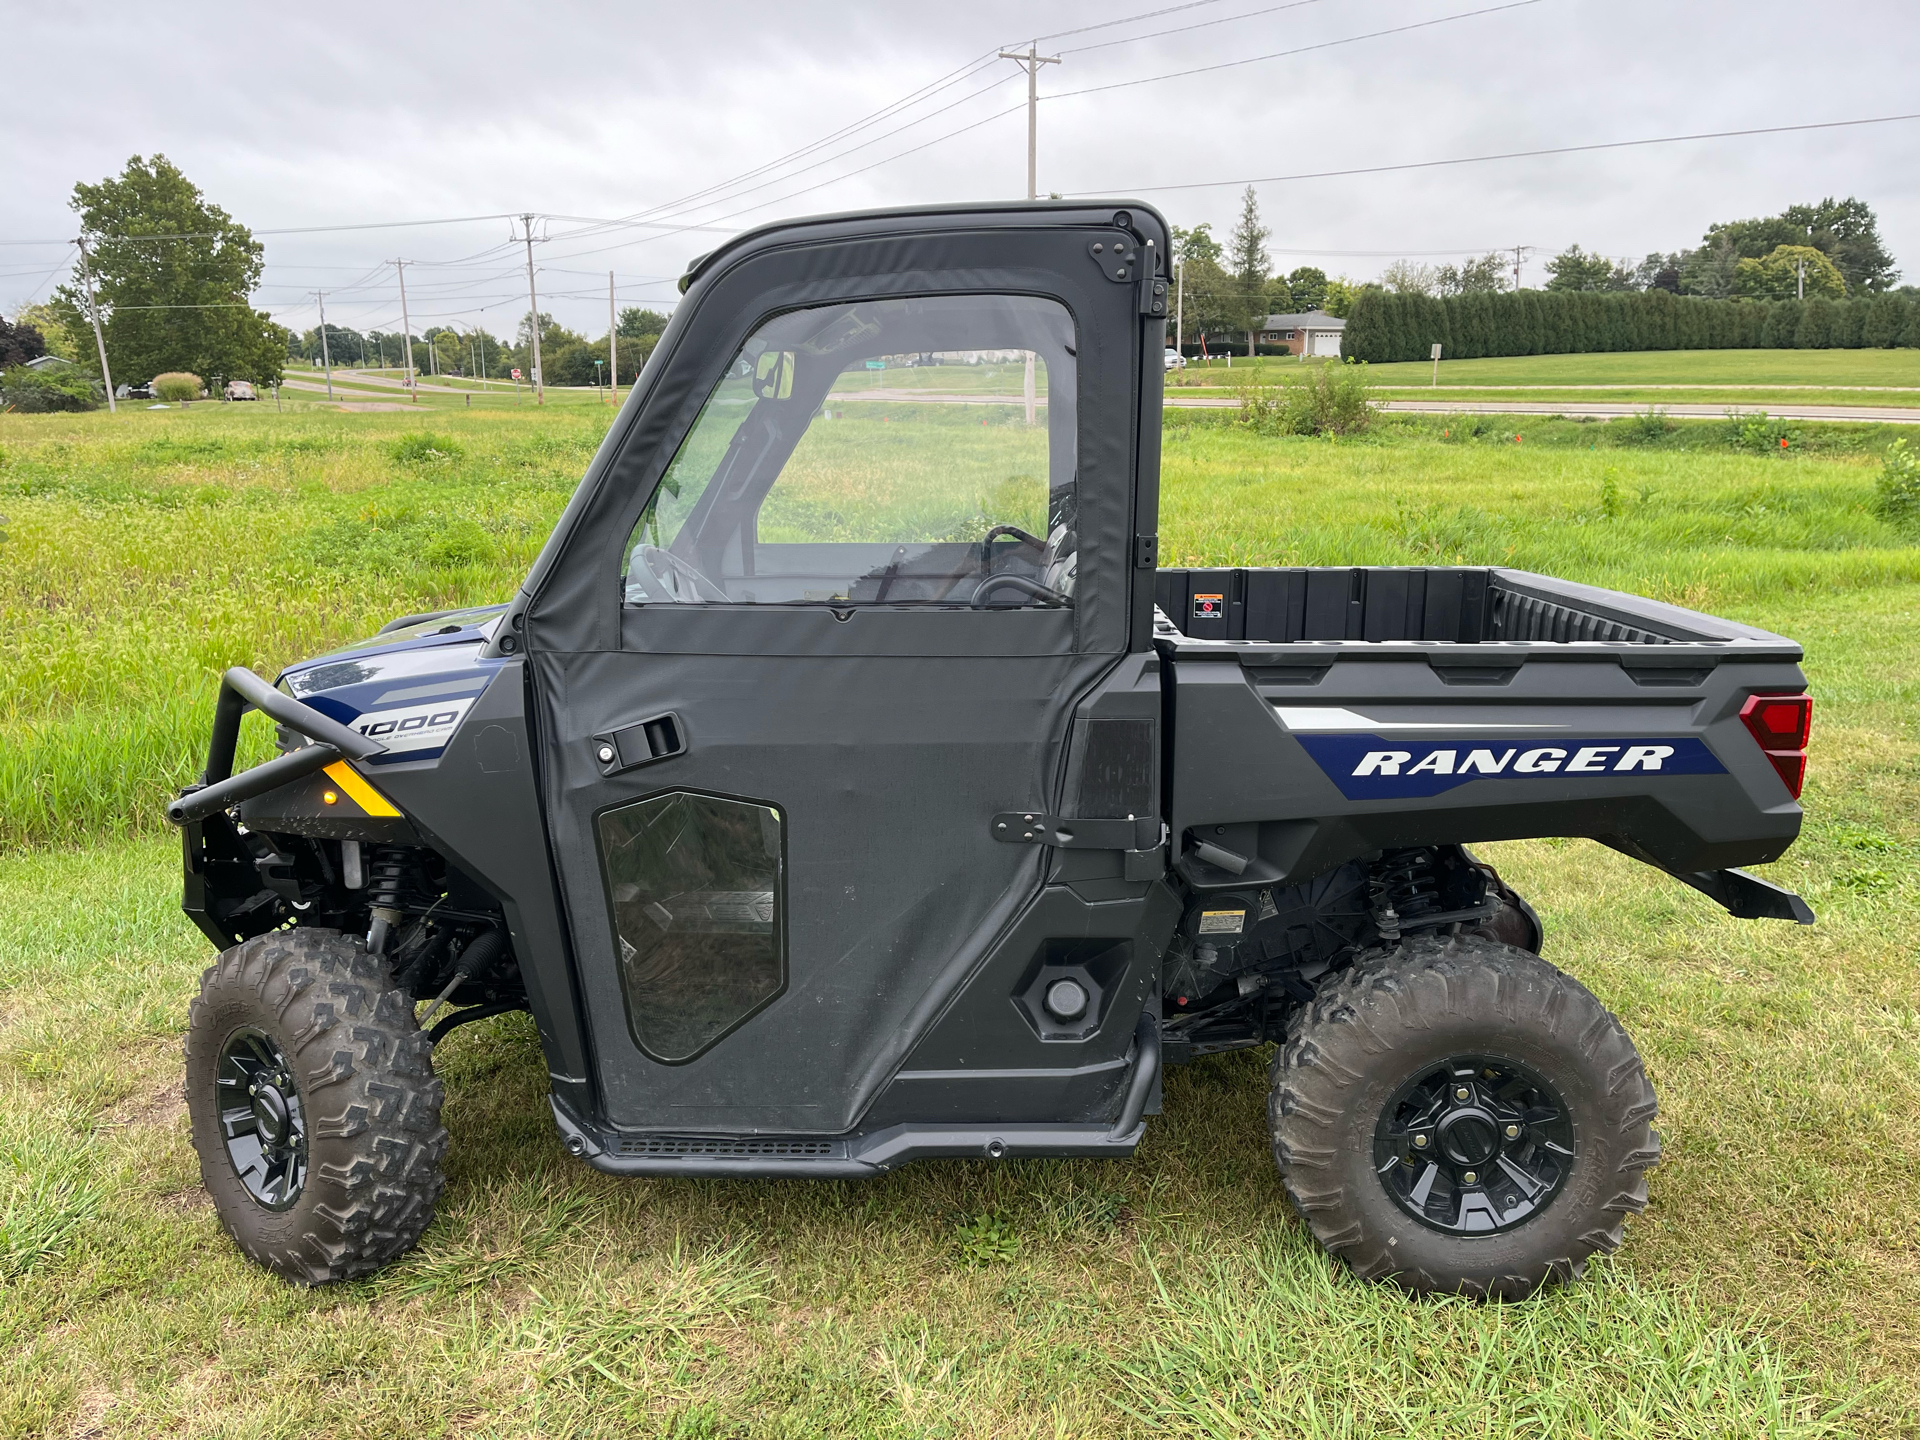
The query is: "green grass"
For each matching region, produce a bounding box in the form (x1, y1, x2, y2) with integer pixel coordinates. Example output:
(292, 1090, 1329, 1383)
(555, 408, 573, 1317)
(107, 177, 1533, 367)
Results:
(1, 402, 1917, 1435)
(1168, 348, 1920, 390)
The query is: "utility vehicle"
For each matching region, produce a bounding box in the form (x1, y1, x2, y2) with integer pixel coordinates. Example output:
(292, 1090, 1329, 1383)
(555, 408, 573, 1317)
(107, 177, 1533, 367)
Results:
(171, 201, 1814, 1295)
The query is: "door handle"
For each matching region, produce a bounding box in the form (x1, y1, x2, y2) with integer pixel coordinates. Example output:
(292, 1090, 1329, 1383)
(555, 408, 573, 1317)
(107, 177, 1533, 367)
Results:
(593, 713, 687, 775)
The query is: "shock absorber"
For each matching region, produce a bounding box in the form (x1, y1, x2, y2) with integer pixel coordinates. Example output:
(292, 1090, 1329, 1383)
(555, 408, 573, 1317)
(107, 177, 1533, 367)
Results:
(365, 845, 434, 956)
(1372, 848, 1444, 937)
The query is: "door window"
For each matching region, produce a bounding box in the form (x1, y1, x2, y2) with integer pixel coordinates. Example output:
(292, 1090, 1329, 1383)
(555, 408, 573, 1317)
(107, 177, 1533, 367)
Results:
(623, 293, 1077, 610)
(597, 791, 784, 1063)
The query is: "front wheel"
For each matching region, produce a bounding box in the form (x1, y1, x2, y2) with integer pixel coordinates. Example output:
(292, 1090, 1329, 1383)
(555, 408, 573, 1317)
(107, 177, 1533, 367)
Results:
(184, 929, 447, 1284)
(1270, 935, 1659, 1299)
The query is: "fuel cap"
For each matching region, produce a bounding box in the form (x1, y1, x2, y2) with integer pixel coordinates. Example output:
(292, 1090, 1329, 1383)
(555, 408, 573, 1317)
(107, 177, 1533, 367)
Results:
(1044, 978, 1089, 1020)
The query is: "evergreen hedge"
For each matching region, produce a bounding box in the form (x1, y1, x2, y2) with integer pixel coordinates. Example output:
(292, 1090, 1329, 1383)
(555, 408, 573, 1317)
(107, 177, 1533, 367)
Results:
(1343, 288, 1920, 363)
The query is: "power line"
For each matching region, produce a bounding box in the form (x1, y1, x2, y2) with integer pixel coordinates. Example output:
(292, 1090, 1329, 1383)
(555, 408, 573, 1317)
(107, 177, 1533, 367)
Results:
(1047, 0, 1546, 101)
(1068, 111, 1920, 194)
(1058, 0, 1336, 55)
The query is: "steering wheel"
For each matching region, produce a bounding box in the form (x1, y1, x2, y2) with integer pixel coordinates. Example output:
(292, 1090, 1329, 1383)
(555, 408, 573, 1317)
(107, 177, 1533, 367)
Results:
(636, 544, 730, 604)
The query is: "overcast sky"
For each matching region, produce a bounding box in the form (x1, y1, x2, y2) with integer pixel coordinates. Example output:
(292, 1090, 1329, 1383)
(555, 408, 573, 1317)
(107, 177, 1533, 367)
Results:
(6, 0, 1918, 340)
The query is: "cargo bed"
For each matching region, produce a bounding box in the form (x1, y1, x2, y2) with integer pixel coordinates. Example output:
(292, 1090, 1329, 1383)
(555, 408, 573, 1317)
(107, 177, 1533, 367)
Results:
(1151, 566, 1807, 891)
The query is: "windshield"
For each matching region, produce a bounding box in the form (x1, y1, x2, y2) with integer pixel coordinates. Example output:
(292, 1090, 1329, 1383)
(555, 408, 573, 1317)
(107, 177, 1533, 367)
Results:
(622, 293, 1077, 610)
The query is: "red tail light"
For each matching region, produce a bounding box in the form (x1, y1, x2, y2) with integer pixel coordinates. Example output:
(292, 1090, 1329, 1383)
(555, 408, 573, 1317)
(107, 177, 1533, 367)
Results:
(1739, 693, 1812, 798)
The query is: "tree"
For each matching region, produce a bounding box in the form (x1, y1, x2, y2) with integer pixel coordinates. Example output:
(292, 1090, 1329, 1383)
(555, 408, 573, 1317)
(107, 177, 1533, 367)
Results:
(1733, 245, 1847, 301)
(0, 317, 48, 369)
(1226, 188, 1272, 354)
(1377, 260, 1437, 296)
(1782, 197, 1898, 293)
(1319, 277, 1360, 318)
(1434, 253, 1507, 297)
(1544, 245, 1618, 292)
(13, 303, 78, 359)
(616, 307, 670, 339)
(303, 324, 367, 366)
(46, 155, 283, 385)
(1171, 223, 1223, 269)
(1634, 253, 1682, 293)
(1286, 267, 1328, 312)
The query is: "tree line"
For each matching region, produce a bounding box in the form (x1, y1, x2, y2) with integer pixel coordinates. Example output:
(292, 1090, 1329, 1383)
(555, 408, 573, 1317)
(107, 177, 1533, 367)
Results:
(1344, 286, 1920, 363)
(18, 155, 676, 390)
(292, 308, 670, 388)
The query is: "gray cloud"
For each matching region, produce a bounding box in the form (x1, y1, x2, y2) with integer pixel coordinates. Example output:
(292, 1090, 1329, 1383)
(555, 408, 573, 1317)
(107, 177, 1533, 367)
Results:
(6, 0, 1916, 336)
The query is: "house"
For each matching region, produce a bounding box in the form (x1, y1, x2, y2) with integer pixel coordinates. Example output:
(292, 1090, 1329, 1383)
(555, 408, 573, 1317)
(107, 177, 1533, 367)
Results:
(25, 354, 76, 372)
(1259, 311, 1345, 357)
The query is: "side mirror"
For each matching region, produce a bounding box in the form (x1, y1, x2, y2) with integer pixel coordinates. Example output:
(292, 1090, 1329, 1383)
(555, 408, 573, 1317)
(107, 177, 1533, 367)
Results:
(752, 349, 794, 400)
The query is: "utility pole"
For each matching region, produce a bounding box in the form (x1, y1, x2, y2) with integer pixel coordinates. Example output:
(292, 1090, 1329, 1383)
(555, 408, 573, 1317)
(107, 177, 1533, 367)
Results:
(1511, 245, 1527, 290)
(998, 43, 1061, 202)
(315, 291, 334, 400)
(999, 44, 1057, 427)
(1175, 261, 1185, 354)
(1796, 256, 1806, 300)
(73, 236, 116, 413)
(394, 260, 417, 401)
(608, 270, 619, 407)
(520, 214, 545, 405)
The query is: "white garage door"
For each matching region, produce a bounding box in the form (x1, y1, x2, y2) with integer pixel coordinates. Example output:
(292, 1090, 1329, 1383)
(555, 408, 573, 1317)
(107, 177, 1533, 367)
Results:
(1308, 330, 1343, 357)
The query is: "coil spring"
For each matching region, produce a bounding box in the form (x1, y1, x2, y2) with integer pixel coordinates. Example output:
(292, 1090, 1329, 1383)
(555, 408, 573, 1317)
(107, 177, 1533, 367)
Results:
(367, 845, 436, 913)
(1372, 848, 1444, 926)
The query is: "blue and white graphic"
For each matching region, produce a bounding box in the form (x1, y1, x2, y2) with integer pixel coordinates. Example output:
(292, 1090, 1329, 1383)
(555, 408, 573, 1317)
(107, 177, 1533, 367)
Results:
(1294, 733, 1727, 799)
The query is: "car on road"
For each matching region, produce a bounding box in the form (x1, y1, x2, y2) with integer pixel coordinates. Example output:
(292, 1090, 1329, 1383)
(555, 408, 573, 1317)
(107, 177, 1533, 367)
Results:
(224, 380, 258, 401)
(1164, 347, 1185, 370)
(169, 200, 1814, 1298)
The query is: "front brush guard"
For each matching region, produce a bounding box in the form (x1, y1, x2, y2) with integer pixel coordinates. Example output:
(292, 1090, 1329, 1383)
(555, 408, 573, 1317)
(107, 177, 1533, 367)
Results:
(166, 667, 388, 826)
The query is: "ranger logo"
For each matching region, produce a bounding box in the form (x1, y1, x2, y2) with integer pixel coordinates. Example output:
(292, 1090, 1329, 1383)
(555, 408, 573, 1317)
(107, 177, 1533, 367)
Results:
(1294, 734, 1726, 799)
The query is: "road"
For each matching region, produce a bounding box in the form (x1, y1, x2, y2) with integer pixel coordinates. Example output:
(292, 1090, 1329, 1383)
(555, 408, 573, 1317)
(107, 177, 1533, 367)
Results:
(274, 375, 1920, 425)
(1159, 396, 1920, 424)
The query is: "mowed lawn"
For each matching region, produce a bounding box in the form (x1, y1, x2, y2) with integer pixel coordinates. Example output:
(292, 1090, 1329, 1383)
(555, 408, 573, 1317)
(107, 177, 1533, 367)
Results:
(1168, 346, 1920, 394)
(1, 403, 1917, 1437)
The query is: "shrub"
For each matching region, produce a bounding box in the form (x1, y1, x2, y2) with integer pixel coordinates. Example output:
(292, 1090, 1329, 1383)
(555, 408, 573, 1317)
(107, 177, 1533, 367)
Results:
(1237, 359, 1377, 437)
(388, 431, 467, 465)
(0, 366, 101, 413)
(1725, 410, 1800, 454)
(1623, 406, 1672, 443)
(151, 372, 203, 402)
(1872, 438, 1920, 536)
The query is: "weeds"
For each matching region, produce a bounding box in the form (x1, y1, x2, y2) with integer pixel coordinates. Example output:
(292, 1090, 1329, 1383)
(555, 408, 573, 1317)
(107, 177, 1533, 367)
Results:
(955, 1210, 1021, 1266)
(1237, 359, 1377, 437)
(1871, 437, 1920, 535)
(1727, 409, 1803, 454)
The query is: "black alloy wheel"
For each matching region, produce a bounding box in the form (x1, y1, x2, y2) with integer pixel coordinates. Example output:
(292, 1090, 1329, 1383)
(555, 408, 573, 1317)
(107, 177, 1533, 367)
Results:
(185, 928, 447, 1284)
(1372, 1053, 1574, 1235)
(215, 1026, 308, 1210)
(1269, 934, 1661, 1299)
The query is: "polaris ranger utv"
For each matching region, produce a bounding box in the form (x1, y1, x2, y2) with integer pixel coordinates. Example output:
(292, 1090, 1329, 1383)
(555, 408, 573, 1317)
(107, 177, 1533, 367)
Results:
(170, 200, 1815, 1297)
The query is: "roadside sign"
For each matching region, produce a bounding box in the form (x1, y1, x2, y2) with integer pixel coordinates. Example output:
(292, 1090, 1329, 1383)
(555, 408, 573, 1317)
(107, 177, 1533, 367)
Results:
(1430, 344, 1443, 360)
(511, 367, 523, 380)
(865, 359, 886, 370)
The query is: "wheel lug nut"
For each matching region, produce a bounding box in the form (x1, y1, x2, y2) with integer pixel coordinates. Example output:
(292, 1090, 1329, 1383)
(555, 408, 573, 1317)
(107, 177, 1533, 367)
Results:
(1412, 1135, 1428, 1149)
(1455, 1086, 1470, 1101)
(1504, 1124, 1520, 1139)
(1463, 1170, 1477, 1185)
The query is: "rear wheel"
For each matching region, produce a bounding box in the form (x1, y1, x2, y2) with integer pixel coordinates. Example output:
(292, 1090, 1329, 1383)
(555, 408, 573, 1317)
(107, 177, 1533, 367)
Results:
(185, 928, 446, 1284)
(1270, 934, 1658, 1299)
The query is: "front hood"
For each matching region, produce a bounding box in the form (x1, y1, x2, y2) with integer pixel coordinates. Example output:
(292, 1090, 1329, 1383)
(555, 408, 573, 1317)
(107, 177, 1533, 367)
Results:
(278, 605, 510, 766)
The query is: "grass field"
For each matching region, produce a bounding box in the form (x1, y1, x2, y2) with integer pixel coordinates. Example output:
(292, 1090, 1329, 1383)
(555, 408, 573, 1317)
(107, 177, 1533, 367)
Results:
(2, 400, 1918, 1436)
(1170, 348, 1920, 392)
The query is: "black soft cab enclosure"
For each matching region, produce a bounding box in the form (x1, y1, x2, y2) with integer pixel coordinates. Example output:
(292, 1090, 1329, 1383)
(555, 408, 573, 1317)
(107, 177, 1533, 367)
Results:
(170, 201, 1813, 1301)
